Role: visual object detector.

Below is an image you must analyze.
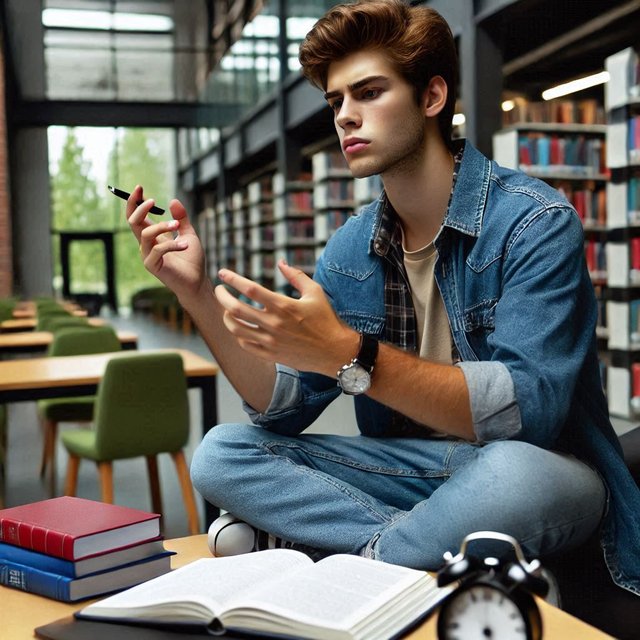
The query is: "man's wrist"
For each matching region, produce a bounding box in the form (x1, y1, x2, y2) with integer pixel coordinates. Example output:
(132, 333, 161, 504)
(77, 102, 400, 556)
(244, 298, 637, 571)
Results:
(336, 332, 379, 395)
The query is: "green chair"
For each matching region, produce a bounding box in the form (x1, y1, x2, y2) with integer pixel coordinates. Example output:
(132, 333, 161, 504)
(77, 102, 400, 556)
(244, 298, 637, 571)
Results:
(0, 300, 15, 322)
(38, 315, 89, 332)
(36, 308, 75, 330)
(37, 326, 121, 488)
(62, 352, 199, 535)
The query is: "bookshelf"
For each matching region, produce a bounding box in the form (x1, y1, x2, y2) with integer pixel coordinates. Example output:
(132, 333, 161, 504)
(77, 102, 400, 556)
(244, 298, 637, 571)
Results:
(272, 172, 315, 295)
(247, 175, 275, 290)
(194, 148, 385, 300)
(602, 47, 640, 418)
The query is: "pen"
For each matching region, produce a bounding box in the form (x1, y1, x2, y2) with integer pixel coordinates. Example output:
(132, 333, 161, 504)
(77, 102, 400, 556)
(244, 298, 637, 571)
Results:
(108, 185, 165, 215)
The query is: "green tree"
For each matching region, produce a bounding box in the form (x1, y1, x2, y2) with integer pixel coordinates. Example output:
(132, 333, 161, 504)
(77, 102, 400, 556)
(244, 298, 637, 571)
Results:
(50, 129, 108, 293)
(107, 128, 175, 306)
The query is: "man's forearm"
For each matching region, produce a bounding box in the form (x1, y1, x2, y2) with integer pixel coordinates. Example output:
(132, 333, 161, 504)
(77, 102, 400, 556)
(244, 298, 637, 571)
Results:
(178, 280, 277, 413)
(368, 342, 475, 440)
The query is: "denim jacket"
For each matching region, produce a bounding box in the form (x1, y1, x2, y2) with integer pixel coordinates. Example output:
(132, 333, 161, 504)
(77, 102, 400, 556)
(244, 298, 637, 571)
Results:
(248, 140, 640, 594)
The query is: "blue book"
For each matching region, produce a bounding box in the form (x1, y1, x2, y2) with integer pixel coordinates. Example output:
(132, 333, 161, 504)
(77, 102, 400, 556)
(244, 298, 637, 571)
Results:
(0, 552, 173, 602)
(0, 537, 167, 577)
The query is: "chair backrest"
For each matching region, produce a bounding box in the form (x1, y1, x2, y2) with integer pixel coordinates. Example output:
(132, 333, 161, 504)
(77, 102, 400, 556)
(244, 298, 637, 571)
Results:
(93, 353, 190, 459)
(36, 308, 73, 330)
(0, 302, 14, 322)
(39, 315, 89, 332)
(48, 326, 122, 356)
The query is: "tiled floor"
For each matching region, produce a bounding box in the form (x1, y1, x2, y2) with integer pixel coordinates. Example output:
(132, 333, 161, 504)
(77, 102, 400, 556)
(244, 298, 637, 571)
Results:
(3, 310, 358, 539)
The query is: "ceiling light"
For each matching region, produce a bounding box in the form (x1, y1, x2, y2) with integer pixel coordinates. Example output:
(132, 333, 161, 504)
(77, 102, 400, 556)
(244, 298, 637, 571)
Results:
(541, 71, 609, 101)
(452, 113, 466, 126)
(501, 100, 516, 112)
(42, 9, 173, 32)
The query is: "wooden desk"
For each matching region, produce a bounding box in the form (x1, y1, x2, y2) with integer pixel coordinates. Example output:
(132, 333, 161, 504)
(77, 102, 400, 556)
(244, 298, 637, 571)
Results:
(1, 318, 105, 333)
(0, 349, 219, 523)
(1, 534, 614, 639)
(0, 330, 138, 355)
(12, 303, 87, 320)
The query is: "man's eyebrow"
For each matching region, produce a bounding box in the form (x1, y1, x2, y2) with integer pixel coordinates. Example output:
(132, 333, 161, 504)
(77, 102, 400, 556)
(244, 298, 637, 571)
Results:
(323, 75, 388, 101)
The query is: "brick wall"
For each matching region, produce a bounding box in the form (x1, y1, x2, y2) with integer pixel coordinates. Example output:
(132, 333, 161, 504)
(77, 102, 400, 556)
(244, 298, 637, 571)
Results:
(0, 34, 12, 297)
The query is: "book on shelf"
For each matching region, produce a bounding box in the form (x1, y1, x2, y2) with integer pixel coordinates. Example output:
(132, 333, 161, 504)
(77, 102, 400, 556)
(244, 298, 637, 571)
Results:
(0, 537, 167, 578)
(77, 549, 451, 640)
(0, 497, 161, 560)
(502, 97, 605, 126)
(0, 552, 173, 603)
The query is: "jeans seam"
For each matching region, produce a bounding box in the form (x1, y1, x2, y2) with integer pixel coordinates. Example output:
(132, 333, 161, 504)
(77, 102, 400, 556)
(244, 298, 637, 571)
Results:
(260, 443, 393, 524)
(264, 440, 450, 478)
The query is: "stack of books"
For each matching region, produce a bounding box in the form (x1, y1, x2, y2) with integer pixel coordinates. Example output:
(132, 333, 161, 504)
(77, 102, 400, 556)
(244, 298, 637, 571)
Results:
(0, 496, 174, 602)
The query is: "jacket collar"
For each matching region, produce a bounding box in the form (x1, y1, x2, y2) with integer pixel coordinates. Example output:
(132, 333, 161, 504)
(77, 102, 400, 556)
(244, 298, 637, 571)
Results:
(368, 139, 491, 254)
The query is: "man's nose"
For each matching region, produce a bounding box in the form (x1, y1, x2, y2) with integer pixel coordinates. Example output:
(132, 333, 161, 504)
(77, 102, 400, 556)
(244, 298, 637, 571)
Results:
(336, 97, 361, 129)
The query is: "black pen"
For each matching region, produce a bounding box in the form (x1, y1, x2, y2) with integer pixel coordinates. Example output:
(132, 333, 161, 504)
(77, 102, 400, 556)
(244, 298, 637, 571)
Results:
(108, 185, 165, 215)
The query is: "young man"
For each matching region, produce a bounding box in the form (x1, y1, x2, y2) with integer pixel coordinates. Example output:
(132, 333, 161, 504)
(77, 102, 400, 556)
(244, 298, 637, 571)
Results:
(127, 0, 640, 593)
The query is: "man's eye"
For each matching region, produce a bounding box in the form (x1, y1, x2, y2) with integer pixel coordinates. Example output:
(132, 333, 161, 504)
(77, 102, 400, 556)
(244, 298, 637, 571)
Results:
(330, 100, 342, 112)
(362, 88, 381, 99)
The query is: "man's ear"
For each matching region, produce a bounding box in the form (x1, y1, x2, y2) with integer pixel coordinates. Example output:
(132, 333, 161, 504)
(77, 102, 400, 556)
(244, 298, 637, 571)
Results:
(422, 75, 448, 118)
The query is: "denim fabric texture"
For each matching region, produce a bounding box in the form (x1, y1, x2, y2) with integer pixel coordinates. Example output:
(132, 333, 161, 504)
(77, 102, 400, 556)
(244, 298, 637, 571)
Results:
(195, 140, 640, 594)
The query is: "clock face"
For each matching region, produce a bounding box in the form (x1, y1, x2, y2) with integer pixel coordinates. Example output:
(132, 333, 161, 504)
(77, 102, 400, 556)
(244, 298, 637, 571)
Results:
(338, 362, 371, 394)
(438, 583, 531, 640)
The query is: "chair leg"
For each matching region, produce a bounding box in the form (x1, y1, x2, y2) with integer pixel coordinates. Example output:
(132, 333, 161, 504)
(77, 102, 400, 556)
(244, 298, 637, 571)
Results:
(171, 450, 200, 535)
(39, 419, 57, 478)
(146, 455, 163, 516)
(64, 455, 81, 496)
(98, 461, 114, 503)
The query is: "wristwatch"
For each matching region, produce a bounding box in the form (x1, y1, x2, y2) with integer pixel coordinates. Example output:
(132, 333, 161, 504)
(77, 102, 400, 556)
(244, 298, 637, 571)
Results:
(337, 332, 379, 395)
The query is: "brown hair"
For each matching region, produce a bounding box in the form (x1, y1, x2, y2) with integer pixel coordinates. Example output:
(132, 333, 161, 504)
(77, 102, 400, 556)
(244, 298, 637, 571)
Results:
(298, 0, 458, 146)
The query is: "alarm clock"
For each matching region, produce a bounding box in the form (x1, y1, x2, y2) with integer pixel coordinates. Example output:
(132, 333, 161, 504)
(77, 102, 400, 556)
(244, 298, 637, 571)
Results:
(436, 531, 551, 640)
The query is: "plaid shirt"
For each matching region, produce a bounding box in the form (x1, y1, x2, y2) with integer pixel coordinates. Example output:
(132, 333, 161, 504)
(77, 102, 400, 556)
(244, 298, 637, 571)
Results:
(370, 145, 464, 437)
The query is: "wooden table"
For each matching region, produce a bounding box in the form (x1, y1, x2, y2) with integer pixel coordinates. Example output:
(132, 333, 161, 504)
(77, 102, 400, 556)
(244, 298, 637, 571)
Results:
(1, 534, 614, 639)
(1, 318, 105, 333)
(0, 349, 219, 523)
(0, 330, 138, 355)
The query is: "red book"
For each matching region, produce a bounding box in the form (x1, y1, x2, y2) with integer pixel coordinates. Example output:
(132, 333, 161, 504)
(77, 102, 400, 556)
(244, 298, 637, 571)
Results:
(632, 237, 640, 271)
(0, 497, 161, 560)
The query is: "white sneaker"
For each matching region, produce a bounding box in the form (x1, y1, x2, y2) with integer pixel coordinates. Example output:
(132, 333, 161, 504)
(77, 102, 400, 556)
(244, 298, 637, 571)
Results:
(207, 513, 288, 557)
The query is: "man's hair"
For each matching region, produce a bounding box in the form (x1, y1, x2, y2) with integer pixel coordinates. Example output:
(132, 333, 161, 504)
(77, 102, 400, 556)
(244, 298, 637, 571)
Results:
(298, 0, 458, 146)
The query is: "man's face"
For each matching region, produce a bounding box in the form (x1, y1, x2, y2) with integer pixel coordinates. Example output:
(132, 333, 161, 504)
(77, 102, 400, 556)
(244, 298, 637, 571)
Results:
(324, 49, 427, 179)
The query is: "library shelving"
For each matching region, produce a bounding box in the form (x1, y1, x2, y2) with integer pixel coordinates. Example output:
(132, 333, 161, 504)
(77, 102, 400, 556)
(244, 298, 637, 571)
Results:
(247, 175, 276, 289)
(272, 172, 315, 295)
(312, 149, 356, 261)
(602, 46, 640, 418)
(194, 149, 384, 300)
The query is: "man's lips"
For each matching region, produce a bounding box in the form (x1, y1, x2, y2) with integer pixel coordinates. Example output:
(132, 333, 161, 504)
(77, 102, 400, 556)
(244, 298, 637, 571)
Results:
(343, 138, 369, 154)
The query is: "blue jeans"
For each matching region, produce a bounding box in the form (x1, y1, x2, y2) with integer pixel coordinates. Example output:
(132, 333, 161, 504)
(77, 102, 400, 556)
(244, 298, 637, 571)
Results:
(190, 423, 606, 569)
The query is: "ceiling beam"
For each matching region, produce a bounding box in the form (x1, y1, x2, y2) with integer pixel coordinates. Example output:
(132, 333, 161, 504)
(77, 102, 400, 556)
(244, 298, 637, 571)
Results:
(503, 0, 640, 76)
(10, 100, 242, 128)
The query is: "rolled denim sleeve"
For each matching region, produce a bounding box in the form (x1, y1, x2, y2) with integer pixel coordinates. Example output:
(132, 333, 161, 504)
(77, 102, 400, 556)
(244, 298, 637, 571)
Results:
(456, 360, 522, 442)
(243, 364, 301, 424)
(244, 364, 341, 435)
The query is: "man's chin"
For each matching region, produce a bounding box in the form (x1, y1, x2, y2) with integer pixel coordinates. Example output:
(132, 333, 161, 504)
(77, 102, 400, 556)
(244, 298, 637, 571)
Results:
(347, 163, 379, 180)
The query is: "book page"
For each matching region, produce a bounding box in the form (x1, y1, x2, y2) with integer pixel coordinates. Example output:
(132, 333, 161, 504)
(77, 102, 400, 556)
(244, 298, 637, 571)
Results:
(80, 549, 312, 624)
(222, 554, 434, 633)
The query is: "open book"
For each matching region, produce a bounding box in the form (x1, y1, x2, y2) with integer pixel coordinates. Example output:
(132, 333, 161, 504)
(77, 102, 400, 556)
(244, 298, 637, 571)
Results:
(78, 549, 450, 640)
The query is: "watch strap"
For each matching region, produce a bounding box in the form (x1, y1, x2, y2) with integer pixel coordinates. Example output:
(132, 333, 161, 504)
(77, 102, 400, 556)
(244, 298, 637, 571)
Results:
(355, 333, 379, 372)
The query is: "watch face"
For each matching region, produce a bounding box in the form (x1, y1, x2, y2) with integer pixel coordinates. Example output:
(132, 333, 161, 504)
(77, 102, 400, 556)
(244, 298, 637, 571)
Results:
(438, 583, 533, 640)
(338, 362, 371, 395)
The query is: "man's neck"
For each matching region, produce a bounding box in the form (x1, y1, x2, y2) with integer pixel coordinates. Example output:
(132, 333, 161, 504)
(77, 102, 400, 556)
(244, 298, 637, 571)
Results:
(382, 136, 455, 252)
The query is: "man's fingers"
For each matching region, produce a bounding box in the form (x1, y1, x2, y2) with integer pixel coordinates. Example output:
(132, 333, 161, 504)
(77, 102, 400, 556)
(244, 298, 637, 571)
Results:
(218, 269, 278, 309)
(277, 260, 315, 296)
(215, 285, 263, 328)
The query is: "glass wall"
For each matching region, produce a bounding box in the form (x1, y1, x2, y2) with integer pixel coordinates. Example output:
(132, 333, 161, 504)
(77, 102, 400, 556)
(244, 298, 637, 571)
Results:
(48, 126, 176, 310)
(202, 0, 333, 117)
